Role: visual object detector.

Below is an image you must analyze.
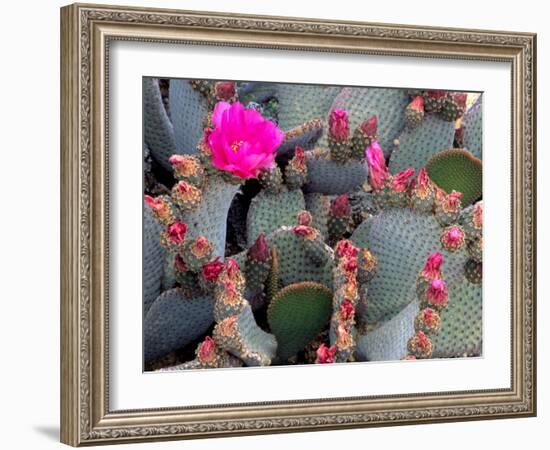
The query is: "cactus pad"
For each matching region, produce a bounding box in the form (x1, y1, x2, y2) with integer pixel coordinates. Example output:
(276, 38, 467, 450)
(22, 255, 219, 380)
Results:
(463, 96, 483, 159)
(427, 149, 483, 206)
(268, 282, 333, 361)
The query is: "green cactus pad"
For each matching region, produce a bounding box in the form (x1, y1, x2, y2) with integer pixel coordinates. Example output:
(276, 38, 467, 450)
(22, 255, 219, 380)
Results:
(267, 227, 333, 289)
(276, 84, 342, 131)
(432, 278, 482, 358)
(351, 208, 469, 324)
(268, 282, 333, 361)
(426, 149, 483, 206)
(143, 204, 166, 315)
(329, 87, 409, 155)
(389, 115, 456, 173)
(169, 79, 209, 155)
(305, 149, 367, 195)
(305, 193, 331, 238)
(144, 288, 214, 362)
(463, 96, 483, 159)
(181, 177, 240, 257)
(143, 78, 177, 171)
(247, 189, 305, 247)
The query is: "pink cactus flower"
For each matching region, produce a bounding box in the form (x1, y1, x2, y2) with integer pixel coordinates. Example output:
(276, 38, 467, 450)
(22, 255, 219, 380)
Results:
(392, 168, 415, 192)
(208, 101, 284, 179)
(330, 194, 351, 218)
(328, 109, 350, 142)
(166, 222, 187, 244)
(202, 258, 224, 282)
(365, 141, 389, 190)
(198, 336, 216, 364)
(421, 252, 444, 280)
(316, 343, 337, 364)
(427, 279, 449, 307)
(360, 115, 377, 136)
(339, 299, 355, 321)
(248, 233, 270, 263)
(335, 240, 359, 259)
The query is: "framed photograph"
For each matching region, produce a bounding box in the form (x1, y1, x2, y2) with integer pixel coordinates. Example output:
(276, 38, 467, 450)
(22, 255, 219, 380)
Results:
(60, 3, 536, 446)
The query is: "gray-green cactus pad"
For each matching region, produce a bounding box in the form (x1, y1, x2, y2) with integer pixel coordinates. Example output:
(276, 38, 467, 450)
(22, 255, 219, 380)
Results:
(144, 288, 214, 362)
(143, 204, 166, 315)
(329, 87, 409, 155)
(267, 227, 333, 289)
(305, 193, 331, 238)
(356, 299, 418, 362)
(169, 79, 208, 156)
(247, 189, 305, 247)
(351, 208, 469, 324)
(463, 96, 483, 159)
(276, 83, 342, 131)
(305, 150, 367, 195)
(389, 115, 456, 173)
(143, 78, 177, 171)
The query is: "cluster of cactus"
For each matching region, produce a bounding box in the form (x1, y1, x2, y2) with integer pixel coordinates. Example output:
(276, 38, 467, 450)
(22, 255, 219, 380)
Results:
(143, 77, 483, 370)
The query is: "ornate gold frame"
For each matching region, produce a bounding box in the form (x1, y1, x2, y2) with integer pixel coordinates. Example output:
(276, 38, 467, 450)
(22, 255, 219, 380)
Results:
(60, 3, 536, 446)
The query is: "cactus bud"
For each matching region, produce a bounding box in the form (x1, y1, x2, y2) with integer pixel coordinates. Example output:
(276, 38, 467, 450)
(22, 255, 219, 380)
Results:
(202, 257, 224, 282)
(174, 255, 188, 273)
(440, 225, 466, 252)
(214, 81, 236, 101)
(351, 115, 378, 159)
(248, 233, 270, 263)
(160, 221, 188, 252)
(297, 210, 313, 226)
(335, 239, 359, 259)
(315, 343, 337, 364)
(414, 307, 441, 335)
(285, 146, 308, 189)
(197, 336, 217, 365)
(405, 95, 425, 127)
(407, 330, 433, 358)
(336, 324, 353, 350)
(328, 109, 350, 142)
(365, 141, 389, 191)
(144, 195, 175, 226)
(168, 154, 204, 185)
(330, 195, 351, 218)
(172, 180, 202, 211)
(339, 299, 355, 321)
(426, 279, 449, 309)
(293, 225, 319, 241)
(360, 115, 377, 137)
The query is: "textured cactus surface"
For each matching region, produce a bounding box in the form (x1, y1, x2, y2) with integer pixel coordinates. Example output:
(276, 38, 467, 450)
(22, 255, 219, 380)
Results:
(143, 78, 483, 370)
(144, 288, 214, 362)
(268, 282, 332, 361)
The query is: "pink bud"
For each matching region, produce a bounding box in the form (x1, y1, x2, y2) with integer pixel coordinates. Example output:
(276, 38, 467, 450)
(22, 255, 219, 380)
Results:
(441, 225, 466, 251)
(202, 258, 224, 282)
(315, 343, 337, 364)
(427, 279, 448, 306)
(360, 115, 377, 136)
(392, 168, 415, 192)
(293, 146, 306, 165)
(421, 252, 444, 280)
(335, 240, 359, 259)
(410, 95, 425, 112)
(339, 299, 355, 321)
(366, 141, 389, 190)
(414, 331, 432, 351)
(443, 191, 463, 212)
(168, 154, 185, 166)
(328, 109, 350, 142)
(224, 258, 240, 278)
(214, 81, 236, 100)
(330, 195, 351, 218)
(248, 233, 270, 263)
(297, 210, 312, 226)
(166, 222, 187, 244)
(293, 225, 318, 240)
(342, 258, 358, 275)
(198, 336, 216, 363)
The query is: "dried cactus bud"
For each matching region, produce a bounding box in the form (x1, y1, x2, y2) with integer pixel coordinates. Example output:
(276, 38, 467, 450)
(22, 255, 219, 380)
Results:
(168, 154, 204, 185)
(144, 195, 175, 226)
(410, 168, 435, 212)
(171, 181, 202, 212)
(160, 221, 188, 252)
(315, 343, 337, 364)
(339, 299, 355, 322)
(218, 258, 245, 291)
(351, 115, 378, 159)
(405, 95, 425, 127)
(197, 336, 217, 365)
(328, 195, 352, 243)
(297, 210, 313, 226)
(407, 331, 433, 358)
(285, 146, 308, 189)
(181, 235, 213, 271)
(293, 225, 319, 241)
(336, 323, 354, 351)
(214, 81, 236, 102)
(414, 308, 441, 335)
(357, 247, 377, 283)
(440, 225, 466, 252)
(435, 190, 463, 225)
(421, 252, 444, 280)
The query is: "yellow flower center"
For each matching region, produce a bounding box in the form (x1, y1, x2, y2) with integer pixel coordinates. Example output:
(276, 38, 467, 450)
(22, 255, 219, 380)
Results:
(230, 140, 244, 153)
